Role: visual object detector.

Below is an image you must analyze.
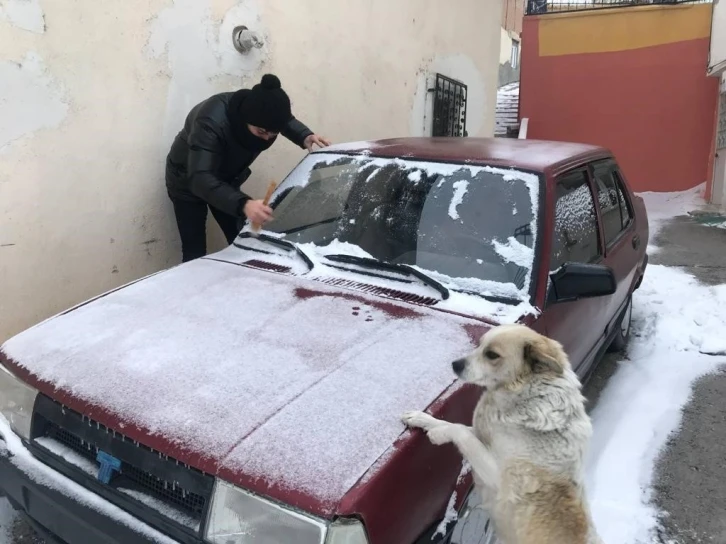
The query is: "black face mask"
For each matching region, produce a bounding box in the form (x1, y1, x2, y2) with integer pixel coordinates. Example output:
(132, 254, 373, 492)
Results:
(230, 122, 278, 153)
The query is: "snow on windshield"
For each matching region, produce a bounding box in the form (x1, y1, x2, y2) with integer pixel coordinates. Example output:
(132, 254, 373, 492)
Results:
(492, 236, 534, 269)
(260, 153, 541, 320)
(448, 180, 469, 221)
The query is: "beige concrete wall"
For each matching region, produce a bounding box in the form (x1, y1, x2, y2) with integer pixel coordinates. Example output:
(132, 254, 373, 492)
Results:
(709, 0, 726, 75)
(0, 0, 502, 342)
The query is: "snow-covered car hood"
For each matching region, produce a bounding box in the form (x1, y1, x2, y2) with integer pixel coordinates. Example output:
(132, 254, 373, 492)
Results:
(0, 257, 485, 515)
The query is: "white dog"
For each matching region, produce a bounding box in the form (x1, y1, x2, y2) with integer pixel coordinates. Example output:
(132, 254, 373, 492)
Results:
(402, 324, 602, 544)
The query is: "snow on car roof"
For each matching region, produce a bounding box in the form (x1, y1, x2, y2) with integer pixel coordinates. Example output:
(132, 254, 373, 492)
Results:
(1, 259, 485, 513)
(317, 137, 610, 173)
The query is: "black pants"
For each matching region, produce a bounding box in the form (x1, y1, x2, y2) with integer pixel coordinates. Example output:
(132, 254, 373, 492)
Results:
(170, 196, 240, 262)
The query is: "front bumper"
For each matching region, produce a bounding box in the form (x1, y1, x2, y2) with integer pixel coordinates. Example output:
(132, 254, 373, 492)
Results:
(0, 420, 184, 544)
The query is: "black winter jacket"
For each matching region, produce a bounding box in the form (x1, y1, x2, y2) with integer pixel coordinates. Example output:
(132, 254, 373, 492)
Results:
(165, 91, 313, 217)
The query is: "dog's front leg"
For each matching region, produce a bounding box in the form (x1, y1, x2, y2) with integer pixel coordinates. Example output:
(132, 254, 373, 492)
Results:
(401, 410, 448, 432)
(401, 411, 499, 488)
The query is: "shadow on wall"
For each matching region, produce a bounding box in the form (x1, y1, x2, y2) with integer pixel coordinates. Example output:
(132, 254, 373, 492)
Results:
(499, 61, 520, 88)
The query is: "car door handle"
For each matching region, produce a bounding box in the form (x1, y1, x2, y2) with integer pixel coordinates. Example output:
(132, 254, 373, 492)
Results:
(632, 235, 640, 249)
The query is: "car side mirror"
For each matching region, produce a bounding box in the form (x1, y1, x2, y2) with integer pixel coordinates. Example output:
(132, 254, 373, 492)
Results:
(549, 262, 617, 304)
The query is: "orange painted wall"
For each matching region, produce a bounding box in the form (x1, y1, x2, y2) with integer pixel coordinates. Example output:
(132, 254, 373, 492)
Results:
(520, 5, 720, 193)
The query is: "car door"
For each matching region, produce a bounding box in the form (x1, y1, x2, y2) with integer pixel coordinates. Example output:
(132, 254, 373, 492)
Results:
(542, 167, 609, 375)
(589, 158, 638, 334)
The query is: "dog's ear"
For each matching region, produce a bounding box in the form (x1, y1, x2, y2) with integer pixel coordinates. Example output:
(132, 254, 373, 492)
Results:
(524, 336, 566, 375)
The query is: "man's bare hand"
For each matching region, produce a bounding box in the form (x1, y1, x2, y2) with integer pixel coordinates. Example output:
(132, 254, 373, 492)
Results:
(243, 199, 273, 225)
(304, 134, 332, 151)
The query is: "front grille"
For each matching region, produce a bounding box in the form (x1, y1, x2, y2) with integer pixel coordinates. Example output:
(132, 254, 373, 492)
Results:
(30, 395, 214, 543)
(319, 277, 438, 306)
(242, 259, 292, 273)
(42, 421, 208, 518)
(122, 463, 206, 516)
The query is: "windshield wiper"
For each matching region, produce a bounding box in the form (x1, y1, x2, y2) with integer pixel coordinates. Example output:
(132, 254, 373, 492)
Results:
(323, 254, 449, 300)
(235, 232, 314, 271)
(454, 289, 521, 306)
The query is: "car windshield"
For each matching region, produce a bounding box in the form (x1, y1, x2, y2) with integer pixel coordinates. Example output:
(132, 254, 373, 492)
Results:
(264, 153, 540, 302)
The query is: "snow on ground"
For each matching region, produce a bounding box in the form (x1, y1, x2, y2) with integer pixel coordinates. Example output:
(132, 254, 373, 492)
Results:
(0, 498, 16, 544)
(638, 183, 705, 254)
(585, 187, 726, 543)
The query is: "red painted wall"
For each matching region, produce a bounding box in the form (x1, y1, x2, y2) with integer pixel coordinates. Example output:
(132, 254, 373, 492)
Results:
(520, 16, 719, 193)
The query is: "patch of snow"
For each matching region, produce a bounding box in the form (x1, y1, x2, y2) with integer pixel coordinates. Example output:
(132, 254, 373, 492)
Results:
(303, 240, 375, 260)
(457, 461, 472, 484)
(638, 184, 705, 253)
(0, 416, 178, 543)
(432, 460, 472, 539)
(587, 264, 726, 543)
(0, 0, 45, 33)
(418, 269, 522, 300)
(492, 237, 534, 269)
(433, 491, 458, 539)
(699, 337, 726, 356)
(448, 180, 469, 221)
(365, 167, 382, 183)
(35, 436, 98, 478)
(408, 170, 423, 183)
(440, 292, 537, 325)
(317, 140, 374, 154)
(0, 51, 68, 149)
(2, 259, 481, 509)
(119, 489, 200, 530)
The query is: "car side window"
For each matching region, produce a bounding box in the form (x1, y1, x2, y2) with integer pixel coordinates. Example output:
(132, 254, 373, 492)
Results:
(591, 160, 632, 246)
(613, 170, 633, 228)
(550, 169, 600, 271)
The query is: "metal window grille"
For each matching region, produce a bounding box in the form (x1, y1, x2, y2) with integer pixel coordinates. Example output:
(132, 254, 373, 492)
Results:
(526, 0, 710, 15)
(431, 74, 468, 137)
(718, 93, 726, 151)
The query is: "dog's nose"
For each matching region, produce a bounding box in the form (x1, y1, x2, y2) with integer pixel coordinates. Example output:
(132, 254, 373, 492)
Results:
(452, 358, 466, 375)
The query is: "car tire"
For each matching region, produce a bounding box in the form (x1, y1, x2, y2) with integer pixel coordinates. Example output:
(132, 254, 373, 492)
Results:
(608, 295, 633, 353)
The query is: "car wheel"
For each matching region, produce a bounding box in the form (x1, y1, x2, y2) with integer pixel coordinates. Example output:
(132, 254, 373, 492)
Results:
(608, 295, 632, 353)
(447, 489, 500, 544)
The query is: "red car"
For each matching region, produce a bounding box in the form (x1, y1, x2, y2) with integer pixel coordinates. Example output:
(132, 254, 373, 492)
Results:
(0, 138, 648, 544)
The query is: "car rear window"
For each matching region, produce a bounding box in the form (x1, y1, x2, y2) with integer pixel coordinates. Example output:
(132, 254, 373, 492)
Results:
(591, 159, 633, 246)
(551, 169, 600, 271)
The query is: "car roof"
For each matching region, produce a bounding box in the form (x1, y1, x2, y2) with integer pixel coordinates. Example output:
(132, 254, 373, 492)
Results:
(315, 137, 611, 173)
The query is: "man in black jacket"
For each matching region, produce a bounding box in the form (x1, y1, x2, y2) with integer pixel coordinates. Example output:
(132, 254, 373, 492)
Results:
(165, 73, 330, 262)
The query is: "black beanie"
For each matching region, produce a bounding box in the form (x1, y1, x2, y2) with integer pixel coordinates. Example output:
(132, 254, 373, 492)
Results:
(238, 74, 292, 133)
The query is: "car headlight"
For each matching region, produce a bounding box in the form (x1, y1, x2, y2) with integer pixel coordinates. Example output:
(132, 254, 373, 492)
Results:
(205, 481, 369, 544)
(0, 364, 38, 441)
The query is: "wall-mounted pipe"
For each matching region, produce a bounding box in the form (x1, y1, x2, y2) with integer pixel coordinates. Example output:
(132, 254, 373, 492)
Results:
(232, 25, 263, 54)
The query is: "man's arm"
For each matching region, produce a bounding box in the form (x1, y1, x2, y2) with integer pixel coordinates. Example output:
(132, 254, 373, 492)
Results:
(281, 115, 314, 149)
(187, 117, 250, 217)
